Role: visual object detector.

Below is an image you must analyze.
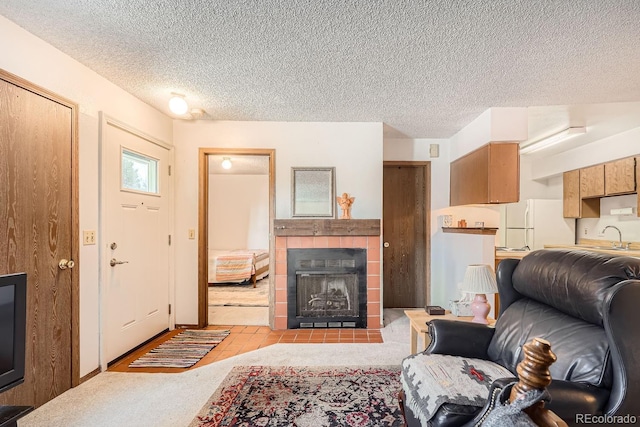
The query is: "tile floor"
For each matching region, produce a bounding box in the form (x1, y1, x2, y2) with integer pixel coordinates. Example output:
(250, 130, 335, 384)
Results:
(108, 325, 384, 373)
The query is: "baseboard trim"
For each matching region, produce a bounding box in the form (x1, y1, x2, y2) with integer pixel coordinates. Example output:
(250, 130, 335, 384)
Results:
(107, 328, 169, 367)
(79, 367, 101, 384)
(175, 323, 199, 329)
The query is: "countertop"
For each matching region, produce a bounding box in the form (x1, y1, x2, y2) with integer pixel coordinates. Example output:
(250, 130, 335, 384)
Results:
(495, 249, 531, 260)
(496, 239, 640, 259)
(543, 244, 640, 257)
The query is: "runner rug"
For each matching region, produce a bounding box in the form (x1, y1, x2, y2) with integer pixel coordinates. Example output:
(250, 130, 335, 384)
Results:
(129, 329, 230, 368)
(189, 365, 404, 426)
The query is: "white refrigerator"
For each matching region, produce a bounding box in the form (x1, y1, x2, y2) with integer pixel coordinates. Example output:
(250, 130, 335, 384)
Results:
(503, 199, 576, 250)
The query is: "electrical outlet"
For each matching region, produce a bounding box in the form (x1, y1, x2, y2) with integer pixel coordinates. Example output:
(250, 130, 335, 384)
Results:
(188, 229, 195, 239)
(83, 230, 96, 245)
(584, 227, 588, 236)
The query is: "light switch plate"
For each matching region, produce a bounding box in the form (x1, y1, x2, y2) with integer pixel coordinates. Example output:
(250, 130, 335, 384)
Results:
(83, 230, 96, 245)
(429, 144, 439, 158)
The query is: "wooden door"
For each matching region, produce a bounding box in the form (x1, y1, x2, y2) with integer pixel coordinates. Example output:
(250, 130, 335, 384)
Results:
(0, 70, 78, 407)
(102, 118, 171, 363)
(383, 162, 430, 308)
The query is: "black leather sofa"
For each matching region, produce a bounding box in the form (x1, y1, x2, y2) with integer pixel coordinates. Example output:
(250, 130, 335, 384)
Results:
(399, 249, 640, 426)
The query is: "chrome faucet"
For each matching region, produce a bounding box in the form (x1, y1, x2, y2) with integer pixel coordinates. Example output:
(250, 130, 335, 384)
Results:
(601, 226, 623, 248)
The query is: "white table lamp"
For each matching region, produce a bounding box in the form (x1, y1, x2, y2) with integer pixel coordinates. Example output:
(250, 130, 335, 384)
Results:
(460, 264, 498, 324)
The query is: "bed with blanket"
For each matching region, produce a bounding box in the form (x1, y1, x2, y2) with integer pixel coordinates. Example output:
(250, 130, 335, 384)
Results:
(208, 249, 269, 287)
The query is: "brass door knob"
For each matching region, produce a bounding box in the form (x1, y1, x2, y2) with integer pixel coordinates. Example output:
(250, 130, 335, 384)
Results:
(58, 259, 75, 269)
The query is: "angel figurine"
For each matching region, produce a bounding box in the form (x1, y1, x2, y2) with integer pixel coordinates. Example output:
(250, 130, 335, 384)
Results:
(336, 192, 355, 219)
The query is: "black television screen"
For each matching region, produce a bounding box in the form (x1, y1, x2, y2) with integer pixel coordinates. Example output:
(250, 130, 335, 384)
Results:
(0, 273, 27, 394)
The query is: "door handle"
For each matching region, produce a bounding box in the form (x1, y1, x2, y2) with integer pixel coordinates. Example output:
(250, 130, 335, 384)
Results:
(383, 242, 390, 248)
(110, 258, 129, 267)
(58, 259, 75, 270)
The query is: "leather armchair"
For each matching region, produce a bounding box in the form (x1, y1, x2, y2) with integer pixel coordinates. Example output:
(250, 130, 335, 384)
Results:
(399, 249, 640, 426)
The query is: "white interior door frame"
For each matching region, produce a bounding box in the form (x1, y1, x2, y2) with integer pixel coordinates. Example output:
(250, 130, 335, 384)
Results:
(98, 112, 175, 370)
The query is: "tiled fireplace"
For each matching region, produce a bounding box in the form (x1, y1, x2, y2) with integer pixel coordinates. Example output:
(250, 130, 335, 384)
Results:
(287, 247, 367, 328)
(274, 219, 381, 330)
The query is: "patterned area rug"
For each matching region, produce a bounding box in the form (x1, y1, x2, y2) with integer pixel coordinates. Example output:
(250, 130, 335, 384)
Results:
(129, 329, 230, 368)
(190, 365, 404, 426)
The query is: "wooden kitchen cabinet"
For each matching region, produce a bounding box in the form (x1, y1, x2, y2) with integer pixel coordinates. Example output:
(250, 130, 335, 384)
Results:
(563, 169, 600, 218)
(563, 170, 580, 218)
(450, 142, 519, 206)
(605, 157, 636, 196)
(580, 164, 605, 198)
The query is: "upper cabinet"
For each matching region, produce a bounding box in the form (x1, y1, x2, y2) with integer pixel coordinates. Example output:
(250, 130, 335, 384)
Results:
(450, 142, 519, 206)
(604, 157, 636, 196)
(580, 164, 605, 198)
(562, 170, 581, 218)
(563, 169, 599, 218)
(563, 156, 638, 218)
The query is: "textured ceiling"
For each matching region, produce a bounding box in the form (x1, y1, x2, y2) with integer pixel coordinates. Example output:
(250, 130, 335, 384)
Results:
(2, 1, 640, 139)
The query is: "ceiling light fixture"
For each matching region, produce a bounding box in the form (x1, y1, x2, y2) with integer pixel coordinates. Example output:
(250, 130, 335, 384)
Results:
(520, 126, 586, 155)
(221, 157, 232, 170)
(168, 93, 189, 115)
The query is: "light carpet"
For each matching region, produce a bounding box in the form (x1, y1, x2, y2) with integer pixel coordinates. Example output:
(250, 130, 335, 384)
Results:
(190, 365, 403, 426)
(18, 309, 411, 427)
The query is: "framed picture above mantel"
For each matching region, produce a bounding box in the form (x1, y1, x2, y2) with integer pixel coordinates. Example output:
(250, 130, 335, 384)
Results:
(291, 167, 336, 218)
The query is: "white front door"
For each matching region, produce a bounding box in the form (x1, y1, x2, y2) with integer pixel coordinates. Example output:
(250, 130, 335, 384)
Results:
(102, 118, 171, 363)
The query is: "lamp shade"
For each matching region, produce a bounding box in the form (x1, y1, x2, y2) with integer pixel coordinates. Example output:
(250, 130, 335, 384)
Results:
(460, 264, 498, 294)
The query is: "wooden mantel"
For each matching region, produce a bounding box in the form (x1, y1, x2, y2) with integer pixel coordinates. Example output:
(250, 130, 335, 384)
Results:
(274, 219, 381, 236)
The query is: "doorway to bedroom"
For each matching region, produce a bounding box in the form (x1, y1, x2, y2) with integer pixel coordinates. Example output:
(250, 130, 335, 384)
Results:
(198, 149, 275, 328)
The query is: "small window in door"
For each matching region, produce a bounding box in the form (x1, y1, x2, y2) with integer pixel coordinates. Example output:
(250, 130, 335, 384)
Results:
(121, 149, 159, 194)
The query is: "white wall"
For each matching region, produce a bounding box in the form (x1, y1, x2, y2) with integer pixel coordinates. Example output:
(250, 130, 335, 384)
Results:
(384, 135, 506, 307)
(579, 194, 640, 243)
(208, 174, 270, 249)
(449, 107, 528, 161)
(385, 108, 531, 308)
(526, 126, 640, 244)
(174, 120, 383, 324)
(530, 126, 640, 180)
(0, 16, 173, 376)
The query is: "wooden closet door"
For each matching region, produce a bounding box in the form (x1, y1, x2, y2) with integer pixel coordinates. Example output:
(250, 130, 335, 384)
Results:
(0, 71, 78, 407)
(383, 163, 430, 308)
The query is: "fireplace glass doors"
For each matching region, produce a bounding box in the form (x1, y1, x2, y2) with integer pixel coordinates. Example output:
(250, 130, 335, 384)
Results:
(287, 248, 367, 329)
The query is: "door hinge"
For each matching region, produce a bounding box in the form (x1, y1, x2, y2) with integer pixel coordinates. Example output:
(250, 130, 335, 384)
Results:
(168, 234, 172, 246)
(169, 304, 171, 315)
(168, 165, 172, 176)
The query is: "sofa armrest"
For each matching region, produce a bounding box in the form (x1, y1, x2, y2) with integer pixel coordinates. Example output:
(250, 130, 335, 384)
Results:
(602, 280, 640, 415)
(546, 380, 609, 419)
(425, 319, 495, 359)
